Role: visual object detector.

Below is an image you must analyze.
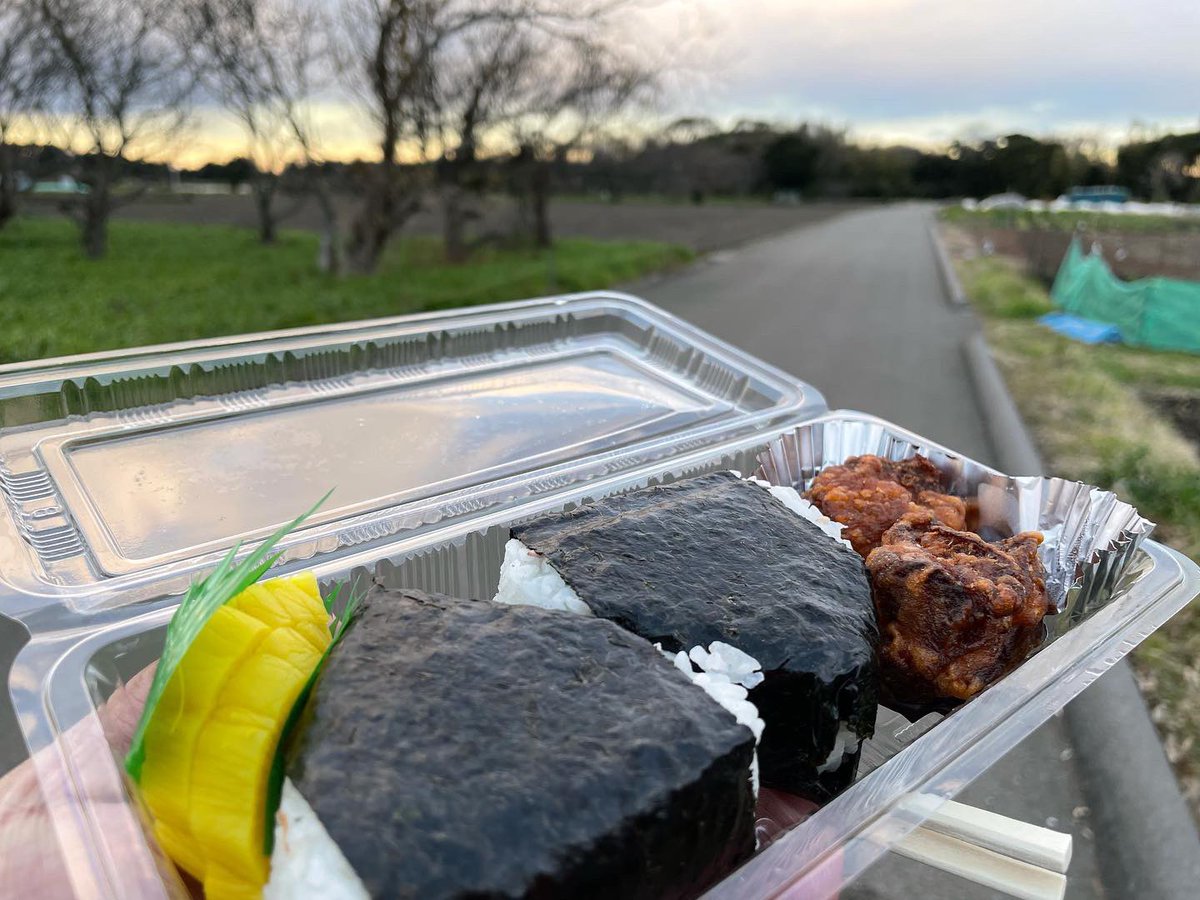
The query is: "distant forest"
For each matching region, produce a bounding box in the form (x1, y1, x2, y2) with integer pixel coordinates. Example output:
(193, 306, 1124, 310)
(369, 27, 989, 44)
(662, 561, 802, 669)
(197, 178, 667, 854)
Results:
(14, 122, 1200, 205)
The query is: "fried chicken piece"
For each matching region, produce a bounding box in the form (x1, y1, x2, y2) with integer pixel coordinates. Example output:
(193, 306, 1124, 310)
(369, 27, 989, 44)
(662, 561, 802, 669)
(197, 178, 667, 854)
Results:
(805, 475, 915, 557)
(889, 455, 949, 495)
(866, 509, 1049, 702)
(804, 455, 966, 557)
(917, 490, 968, 531)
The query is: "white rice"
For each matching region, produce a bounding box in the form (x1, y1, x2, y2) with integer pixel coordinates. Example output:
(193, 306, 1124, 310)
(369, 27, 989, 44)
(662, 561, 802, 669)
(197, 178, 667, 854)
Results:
(661, 643, 765, 795)
(816, 724, 859, 774)
(265, 779, 368, 900)
(740, 474, 853, 551)
(493, 538, 593, 615)
(688, 641, 765, 690)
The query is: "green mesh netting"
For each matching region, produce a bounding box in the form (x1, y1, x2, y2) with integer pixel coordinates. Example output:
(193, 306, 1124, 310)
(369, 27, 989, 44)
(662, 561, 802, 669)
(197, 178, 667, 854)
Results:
(1051, 237, 1200, 354)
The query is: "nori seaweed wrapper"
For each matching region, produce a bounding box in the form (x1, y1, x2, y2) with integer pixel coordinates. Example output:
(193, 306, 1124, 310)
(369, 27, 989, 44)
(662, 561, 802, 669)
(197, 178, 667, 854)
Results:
(285, 587, 757, 900)
(512, 471, 879, 801)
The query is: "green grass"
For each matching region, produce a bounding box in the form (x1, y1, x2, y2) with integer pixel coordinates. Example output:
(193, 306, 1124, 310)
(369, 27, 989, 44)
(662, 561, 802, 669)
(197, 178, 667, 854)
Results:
(980, 317, 1200, 532)
(948, 236, 1200, 807)
(941, 205, 1200, 234)
(0, 217, 694, 363)
(961, 257, 1056, 318)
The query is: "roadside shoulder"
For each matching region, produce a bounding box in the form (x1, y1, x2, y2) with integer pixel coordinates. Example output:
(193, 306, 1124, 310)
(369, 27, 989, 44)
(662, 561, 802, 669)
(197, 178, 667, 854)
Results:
(964, 329, 1200, 900)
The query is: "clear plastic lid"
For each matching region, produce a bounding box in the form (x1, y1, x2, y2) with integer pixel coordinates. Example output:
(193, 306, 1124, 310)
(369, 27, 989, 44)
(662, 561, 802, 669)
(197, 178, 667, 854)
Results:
(0, 292, 822, 617)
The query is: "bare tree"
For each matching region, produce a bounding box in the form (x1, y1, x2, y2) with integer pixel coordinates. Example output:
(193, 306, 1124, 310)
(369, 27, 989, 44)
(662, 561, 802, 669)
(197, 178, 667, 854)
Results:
(339, 0, 559, 274)
(185, 0, 334, 250)
(422, 2, 653, 257)
(429, 21, 535, 262)
(508, 32, 653, 247)
(335, 0, 643, 272)
(338, 0, 441, 274)
(0, 0, 55, 228)
(662, 116, 719, 144)
(38, 0, 194, 258)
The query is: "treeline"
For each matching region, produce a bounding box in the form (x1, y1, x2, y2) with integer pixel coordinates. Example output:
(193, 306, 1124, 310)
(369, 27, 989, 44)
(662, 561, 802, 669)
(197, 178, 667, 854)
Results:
(105, 121, 1200, 213)
(566, 124, 1197, 204)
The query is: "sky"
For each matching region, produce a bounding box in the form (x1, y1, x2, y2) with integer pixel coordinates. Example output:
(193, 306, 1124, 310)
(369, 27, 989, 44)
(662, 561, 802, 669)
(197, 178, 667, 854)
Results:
(629, 0, 1200, 148)
(38, 0, 1197, 168)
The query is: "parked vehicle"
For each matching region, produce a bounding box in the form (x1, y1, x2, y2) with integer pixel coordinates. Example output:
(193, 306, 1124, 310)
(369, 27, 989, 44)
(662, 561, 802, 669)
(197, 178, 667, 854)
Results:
(978, 192, 1027, 210)
(1066, 185, 1129, 204)
(31, 175, 90, 195)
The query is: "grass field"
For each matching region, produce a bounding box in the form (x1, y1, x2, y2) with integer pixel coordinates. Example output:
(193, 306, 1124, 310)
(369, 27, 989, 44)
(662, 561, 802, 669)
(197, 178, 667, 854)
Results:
(942, 205, 1200, 234)
(948, 242, 1200, 809)
(0, 217, 693, 363)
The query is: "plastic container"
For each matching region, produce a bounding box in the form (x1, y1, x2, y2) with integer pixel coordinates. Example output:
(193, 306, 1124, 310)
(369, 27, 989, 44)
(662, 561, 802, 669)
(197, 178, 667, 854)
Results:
(3, 294, 1197, 899)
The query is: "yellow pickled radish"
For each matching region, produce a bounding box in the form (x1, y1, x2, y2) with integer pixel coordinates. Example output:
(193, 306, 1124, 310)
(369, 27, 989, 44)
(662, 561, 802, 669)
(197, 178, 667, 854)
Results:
(204, 863, 266, 900)
(191, 721, 278, 886)
(153, 820, 206, 883)
(285, 570, 322, 602)
(140, 605, 271, 843)
(191, 633, 325, 886)
(232, 582, 330, 653)
(230, 583, 291, 626)
(137, 573, 332, 897)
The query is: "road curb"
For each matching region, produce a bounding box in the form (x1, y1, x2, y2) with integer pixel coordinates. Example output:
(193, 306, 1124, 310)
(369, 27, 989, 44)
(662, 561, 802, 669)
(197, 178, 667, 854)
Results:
(963, 330, 1200, 900)
(929, 218, 967, 307)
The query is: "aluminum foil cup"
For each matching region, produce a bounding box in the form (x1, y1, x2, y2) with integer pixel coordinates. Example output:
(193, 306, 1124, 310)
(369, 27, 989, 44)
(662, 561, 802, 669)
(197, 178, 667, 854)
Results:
(753, 417, 1155, 642)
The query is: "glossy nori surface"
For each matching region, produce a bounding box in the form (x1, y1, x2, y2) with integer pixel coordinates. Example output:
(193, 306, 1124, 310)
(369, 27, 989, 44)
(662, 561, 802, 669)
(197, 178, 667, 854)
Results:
(285, 588, 757, 899)
(513, 471, 879, 800)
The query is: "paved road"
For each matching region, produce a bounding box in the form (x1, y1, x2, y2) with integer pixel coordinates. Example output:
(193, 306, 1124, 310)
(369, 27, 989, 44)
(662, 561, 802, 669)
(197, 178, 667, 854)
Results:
(631, 202, 991, 458)
(631, 202, 1105, 899)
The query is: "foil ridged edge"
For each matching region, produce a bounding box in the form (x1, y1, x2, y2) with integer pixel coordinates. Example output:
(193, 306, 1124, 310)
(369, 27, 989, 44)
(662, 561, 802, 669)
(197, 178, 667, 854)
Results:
(752, 420, 1155, 636)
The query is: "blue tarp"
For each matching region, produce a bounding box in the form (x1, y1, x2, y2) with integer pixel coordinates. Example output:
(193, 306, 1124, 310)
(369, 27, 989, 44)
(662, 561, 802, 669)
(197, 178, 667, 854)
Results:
(1051, 238, 1200, 354)
(1038, 312, 1123, 345)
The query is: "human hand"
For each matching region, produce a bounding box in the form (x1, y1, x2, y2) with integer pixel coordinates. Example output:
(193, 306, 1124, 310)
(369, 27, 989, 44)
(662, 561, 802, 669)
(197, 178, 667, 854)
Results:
(754, 788, 843, 899)
(0, 665, 161, 900)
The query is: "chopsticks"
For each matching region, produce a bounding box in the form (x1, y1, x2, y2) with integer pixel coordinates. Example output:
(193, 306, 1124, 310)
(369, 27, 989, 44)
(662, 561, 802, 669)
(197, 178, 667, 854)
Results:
(919, 799, 1072, 873)
(892, 798, 1072, 900)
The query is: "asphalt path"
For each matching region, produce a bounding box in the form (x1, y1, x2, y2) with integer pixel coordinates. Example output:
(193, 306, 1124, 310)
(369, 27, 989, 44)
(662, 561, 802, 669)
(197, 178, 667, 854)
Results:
(630, 202, 991, 458)
(631, 202, 1106, 899)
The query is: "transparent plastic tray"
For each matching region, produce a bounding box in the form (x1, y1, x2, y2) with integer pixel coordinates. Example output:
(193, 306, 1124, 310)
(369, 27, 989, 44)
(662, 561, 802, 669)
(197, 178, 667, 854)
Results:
(0, 292, 819, 616)
(9, 409, 1198, 899)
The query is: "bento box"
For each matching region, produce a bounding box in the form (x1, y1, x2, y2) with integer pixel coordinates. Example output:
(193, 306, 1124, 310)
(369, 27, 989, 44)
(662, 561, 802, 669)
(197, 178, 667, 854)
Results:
(3, 294, 1197, 899)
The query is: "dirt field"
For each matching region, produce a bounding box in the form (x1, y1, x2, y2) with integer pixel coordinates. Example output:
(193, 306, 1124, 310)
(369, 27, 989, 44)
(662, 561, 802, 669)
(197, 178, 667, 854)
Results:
(1148, 391, 1200, 450)
(949, 220, 1200, 284)
(26, 193, 863, 254)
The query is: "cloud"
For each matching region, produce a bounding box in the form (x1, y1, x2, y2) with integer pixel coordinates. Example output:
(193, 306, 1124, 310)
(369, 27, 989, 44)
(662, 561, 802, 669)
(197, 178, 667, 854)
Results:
(30, 0, 1198, 166)
(626, 0, 1200, 143)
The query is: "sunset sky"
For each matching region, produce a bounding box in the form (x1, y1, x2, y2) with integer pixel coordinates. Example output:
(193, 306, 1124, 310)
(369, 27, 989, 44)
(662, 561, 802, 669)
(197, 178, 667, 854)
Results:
(117, 0, 1200, 167)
